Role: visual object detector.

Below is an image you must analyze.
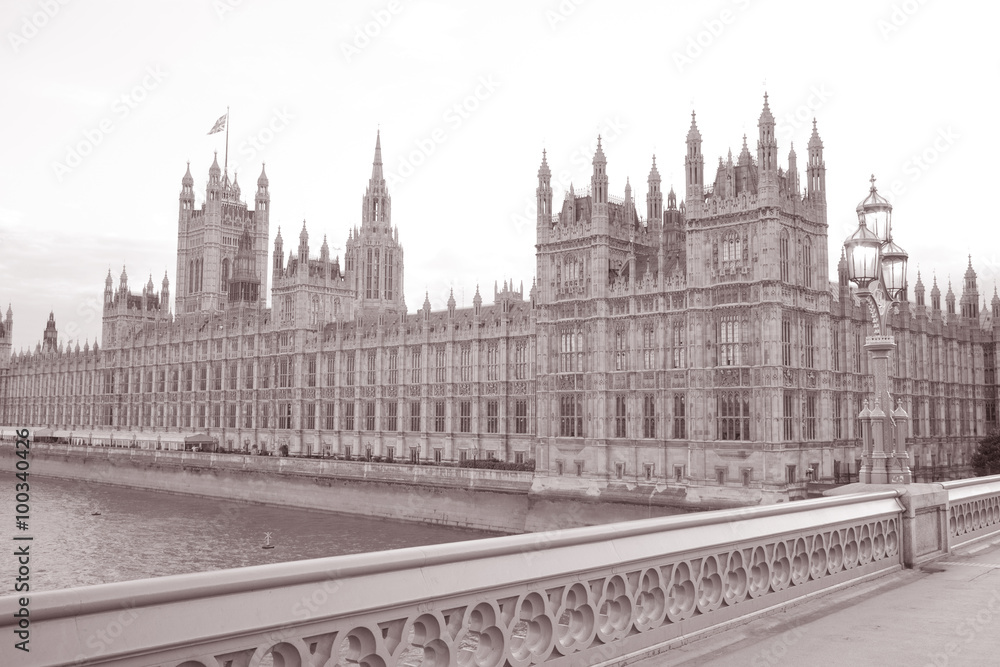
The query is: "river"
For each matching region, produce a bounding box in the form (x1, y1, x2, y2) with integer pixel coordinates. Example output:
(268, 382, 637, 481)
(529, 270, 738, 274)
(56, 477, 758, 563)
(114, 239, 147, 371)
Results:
(3, 474, 498, 593)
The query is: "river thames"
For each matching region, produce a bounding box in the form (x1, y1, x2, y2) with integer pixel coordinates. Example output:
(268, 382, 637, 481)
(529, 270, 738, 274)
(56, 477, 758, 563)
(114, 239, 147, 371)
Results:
(2, 474, 498, 592)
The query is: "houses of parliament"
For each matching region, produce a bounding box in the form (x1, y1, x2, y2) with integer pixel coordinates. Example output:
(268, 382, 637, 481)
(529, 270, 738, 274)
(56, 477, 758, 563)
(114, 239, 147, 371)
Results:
(2, 96, 997, 502)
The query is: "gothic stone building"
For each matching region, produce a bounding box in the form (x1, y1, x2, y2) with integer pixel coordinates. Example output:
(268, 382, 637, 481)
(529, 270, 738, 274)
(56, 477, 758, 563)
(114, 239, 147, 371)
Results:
(1, 99, 997, 501)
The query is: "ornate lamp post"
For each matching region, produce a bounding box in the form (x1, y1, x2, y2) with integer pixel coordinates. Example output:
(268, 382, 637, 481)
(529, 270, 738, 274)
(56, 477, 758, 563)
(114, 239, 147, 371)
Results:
(843, 176, 912, 484)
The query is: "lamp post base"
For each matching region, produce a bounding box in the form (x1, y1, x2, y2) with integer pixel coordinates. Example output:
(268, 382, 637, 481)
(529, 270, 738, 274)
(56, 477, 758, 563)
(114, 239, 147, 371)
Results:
(860, 451, 913, 485)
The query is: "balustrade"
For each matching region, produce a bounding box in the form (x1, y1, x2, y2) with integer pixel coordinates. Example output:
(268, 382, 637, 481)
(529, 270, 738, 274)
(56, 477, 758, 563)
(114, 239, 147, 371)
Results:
(0, 491, 904, 666)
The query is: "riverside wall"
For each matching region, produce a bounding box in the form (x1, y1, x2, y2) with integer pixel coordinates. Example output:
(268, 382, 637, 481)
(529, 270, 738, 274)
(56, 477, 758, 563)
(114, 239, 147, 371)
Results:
(2, 444, 730, 533)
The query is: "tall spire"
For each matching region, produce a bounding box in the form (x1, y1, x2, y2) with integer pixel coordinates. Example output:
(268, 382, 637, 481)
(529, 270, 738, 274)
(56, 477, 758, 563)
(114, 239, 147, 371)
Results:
(371, 130, 383, 182)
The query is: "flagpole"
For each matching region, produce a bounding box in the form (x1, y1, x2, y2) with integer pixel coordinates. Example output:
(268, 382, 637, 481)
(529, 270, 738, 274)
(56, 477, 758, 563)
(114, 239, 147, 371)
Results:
(224, 106, 230, 175)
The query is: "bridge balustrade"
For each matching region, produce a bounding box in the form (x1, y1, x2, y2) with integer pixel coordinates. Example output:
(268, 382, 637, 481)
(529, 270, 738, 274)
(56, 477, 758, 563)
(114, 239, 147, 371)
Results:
(0, 491, 904, 667)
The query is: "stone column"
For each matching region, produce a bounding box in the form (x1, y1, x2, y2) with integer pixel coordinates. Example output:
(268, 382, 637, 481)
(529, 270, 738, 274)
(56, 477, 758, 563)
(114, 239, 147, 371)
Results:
(861, 336, 896, 484)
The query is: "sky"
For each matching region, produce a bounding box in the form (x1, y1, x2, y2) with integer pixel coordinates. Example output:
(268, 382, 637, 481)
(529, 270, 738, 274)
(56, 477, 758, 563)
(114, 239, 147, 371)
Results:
(1, 0, 996, 352)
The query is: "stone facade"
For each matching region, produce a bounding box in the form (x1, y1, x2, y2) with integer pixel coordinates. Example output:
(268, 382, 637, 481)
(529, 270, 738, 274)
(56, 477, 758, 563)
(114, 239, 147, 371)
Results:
(1, 98, 997, 500)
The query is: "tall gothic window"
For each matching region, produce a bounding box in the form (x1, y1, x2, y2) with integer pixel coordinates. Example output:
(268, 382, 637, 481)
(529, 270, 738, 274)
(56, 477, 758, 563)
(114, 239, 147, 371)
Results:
(486, 344, 499, 381)
(365, 248, 373, 299)
(779, 230, 790, 282)
(804, 322, 817, 369)
(559, 394, 583, 437)
(781, 319, 792, 367)
(671, 322, 685, 369)
(514, 341, 527, 380)
(718, 316, 741, 366)
(783, 392, 794, 441)
(435, 346, 446, 382)
(614, 328, 628, 371)
(460, 345, 472, 382)
(388, 351, 398, 384)
(642, 395, 656, 438)
(410, 348, 421, 383)
(672, 395, 686, 439)
(642, 324, 655, 370)
(717, 391, 750, 440)
(801, 238, 813, 288)
(614, 396, 626, 438)
(385, 251, 393, 300)
(559, 330, 583, 373)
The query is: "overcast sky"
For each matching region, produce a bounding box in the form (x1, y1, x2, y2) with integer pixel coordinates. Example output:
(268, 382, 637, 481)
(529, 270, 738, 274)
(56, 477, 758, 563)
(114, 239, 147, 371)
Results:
(1, 0, 995, 352)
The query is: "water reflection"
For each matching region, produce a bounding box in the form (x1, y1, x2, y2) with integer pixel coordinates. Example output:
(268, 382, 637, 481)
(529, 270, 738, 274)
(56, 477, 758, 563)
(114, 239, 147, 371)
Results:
(4, 475, 498, 592)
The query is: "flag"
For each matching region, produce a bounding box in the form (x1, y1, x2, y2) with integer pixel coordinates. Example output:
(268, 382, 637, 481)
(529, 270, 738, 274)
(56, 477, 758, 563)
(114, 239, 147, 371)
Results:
(207, 112, 227, 135)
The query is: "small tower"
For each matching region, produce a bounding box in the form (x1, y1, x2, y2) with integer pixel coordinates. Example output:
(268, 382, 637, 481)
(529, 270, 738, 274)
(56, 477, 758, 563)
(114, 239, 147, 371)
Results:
(647, 155, 662, 222)
(591, 135, 608, 205)
(838, 248, 849, 288)
(536, 149, 552, 228)
(42, 311, 58, 353)
(298, 221, 310, 275)
(756, 93, 778, 184)
(273, 226, 284, 276)
(992, 285, 1000, 318)
(914, 270, 925, 307)
(946, 279, 956, 315)
(960, 255, 979, 319)
(806, 119, 826, 205)
(161, 271, 170, 314)
(104, 269, 114, 307)
(787, 143, 799, 195)
(685, 111, 704, 204)
(180, 161, 195, 218)
(931, 275, 941, 311)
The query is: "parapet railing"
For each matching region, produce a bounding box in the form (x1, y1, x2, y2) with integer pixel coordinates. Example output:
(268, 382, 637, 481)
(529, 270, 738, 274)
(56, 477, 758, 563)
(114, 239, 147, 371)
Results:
(942, 473, 1000, 546)
(0, 491, 904, 667)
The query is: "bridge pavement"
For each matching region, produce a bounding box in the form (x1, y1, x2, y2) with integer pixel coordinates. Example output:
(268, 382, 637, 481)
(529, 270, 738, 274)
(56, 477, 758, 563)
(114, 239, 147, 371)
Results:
(629, 536, 1000, 667)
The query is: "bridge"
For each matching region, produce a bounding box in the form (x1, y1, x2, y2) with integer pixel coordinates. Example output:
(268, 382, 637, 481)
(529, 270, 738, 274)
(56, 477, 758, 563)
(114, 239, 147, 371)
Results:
(3, 476, 999, 666)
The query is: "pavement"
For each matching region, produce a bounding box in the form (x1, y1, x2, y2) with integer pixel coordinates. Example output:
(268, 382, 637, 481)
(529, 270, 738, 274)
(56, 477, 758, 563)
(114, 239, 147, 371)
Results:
(630, 536, 1000, 667)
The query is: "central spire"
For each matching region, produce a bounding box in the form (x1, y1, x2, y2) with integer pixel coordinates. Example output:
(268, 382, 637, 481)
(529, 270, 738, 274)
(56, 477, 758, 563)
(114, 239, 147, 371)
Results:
(371, 130, 383, 183)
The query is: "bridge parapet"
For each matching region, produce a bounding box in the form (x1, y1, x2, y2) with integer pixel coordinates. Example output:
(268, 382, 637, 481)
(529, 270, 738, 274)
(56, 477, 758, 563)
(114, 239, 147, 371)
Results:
(943, 474, 1000, 546)
(0, 491, 904, 667)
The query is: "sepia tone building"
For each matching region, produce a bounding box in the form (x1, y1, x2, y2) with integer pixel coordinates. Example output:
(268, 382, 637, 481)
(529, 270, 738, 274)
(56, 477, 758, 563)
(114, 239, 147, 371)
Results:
(1, 98, 997, 501)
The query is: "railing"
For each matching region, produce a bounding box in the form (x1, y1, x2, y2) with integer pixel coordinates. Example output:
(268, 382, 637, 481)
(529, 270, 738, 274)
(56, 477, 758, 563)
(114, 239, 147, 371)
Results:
(942, 474, 1000, 546)
(0, 491, 904, 666)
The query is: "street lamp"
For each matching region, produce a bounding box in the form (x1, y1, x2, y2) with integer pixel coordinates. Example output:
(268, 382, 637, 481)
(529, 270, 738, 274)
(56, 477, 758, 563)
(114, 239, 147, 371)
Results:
(843, 176, 912, 484)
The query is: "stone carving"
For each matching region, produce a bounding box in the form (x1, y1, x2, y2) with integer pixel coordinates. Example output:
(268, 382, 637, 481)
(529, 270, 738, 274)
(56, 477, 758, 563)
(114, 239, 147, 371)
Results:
(949, 495, 1000, 542)
(131, 517, 899, 667)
